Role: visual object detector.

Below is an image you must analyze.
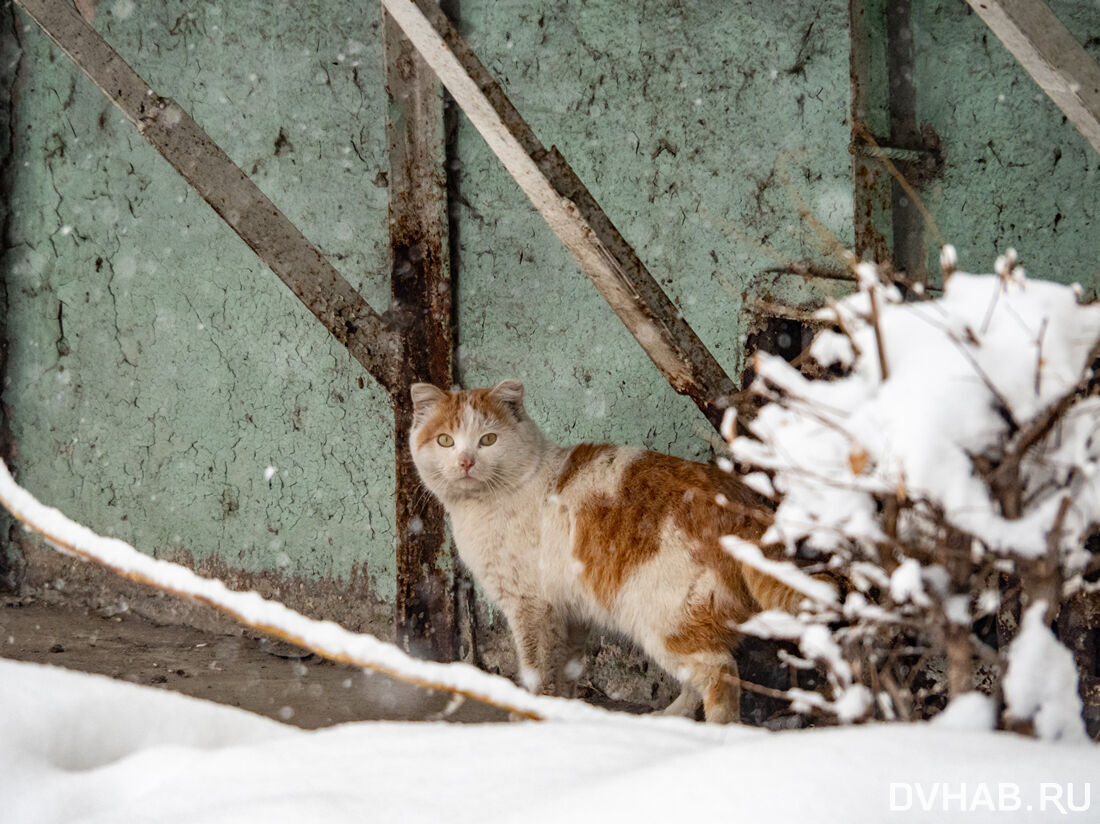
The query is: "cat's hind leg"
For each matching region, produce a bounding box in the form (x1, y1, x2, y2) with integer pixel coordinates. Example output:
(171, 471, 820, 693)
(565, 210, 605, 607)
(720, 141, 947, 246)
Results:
(660, 684, 702, 718)
(549, 619, 589, 699)
(649, 646, 740, 724)
(680, 652, 740, 724)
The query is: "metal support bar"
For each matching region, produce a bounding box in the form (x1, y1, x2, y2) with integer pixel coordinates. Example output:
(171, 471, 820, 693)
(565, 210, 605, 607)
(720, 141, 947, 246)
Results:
(965, 0, 1100, 157)
(884, 0, 927, 284)
(381, 0, 737, 431)
(384, 10, 457, 661)
(849, 0, 893, 265)
(12, 0, 403, 394)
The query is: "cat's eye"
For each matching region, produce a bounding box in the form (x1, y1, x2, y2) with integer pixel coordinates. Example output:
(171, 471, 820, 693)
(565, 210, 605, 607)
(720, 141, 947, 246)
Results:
(436, 433, 454, 447)
(479, 433, 497, 446)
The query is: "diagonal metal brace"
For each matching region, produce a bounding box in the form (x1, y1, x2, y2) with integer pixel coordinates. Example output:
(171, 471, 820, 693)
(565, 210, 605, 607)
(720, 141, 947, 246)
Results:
(382, 0, 738, 431)
(13, 0, 404, 395)
(965, 0, 1100, 157)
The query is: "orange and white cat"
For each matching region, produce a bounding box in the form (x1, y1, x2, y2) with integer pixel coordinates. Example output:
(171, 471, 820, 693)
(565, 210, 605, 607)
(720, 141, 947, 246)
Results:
(410, 379, 809, 722)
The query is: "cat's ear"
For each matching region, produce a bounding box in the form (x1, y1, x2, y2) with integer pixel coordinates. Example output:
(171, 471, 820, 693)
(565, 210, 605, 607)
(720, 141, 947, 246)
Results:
(410, 383, 446, 420)
(490, 379, 526, 419)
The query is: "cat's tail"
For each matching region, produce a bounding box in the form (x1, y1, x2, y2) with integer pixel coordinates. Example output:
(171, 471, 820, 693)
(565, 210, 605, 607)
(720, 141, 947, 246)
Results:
(740, 563, 838, 615)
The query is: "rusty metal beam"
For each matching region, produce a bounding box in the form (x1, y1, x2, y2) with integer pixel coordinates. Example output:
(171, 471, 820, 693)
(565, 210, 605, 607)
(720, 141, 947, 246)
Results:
(381, 0, 737, 432)
(965, 0, 1100, 157)
(383, 11, 457, 662)
(848, 0, 893, 265)
(12, 0, 403, 394)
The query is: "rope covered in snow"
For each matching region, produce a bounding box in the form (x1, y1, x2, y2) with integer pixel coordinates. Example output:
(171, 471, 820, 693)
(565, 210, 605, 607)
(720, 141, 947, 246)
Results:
(0, 460, 615, 724)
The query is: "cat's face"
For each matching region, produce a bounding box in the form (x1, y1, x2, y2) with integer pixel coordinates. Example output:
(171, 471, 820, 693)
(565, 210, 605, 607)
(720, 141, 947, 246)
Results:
(409, 380, 543, 502)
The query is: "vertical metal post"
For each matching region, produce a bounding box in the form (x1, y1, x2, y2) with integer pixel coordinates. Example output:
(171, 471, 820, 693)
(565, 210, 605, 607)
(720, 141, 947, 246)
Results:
(848, 0, 892, 264)
(384, 10, 457, 661)
(884, 0, 927, 284)
(381, 0, 738, 432)
(849, 0, 940, 280)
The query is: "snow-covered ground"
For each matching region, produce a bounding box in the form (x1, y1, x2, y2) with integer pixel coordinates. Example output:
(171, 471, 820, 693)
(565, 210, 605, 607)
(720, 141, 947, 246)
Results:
(2, 657, 1095, 823)
(1, 261, 1096, 822)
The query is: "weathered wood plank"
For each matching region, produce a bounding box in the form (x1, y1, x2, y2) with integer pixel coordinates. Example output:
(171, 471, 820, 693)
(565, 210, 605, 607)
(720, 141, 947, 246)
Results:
(965, 0, 1100, 156)
(381, 0, 738, 431)
(384, 10, 457, 662)
(12, 0, 403, 393)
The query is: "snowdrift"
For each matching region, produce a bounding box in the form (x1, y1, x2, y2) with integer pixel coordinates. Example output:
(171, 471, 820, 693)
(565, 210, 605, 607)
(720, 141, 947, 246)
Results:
(2, 658, 1095, 823)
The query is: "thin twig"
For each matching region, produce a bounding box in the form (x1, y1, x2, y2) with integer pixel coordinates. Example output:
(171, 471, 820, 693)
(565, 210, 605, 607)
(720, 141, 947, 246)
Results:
(1006, 333, 1100, 463)
(853, 122, 947, 249)
(1034, 317, 1048, 397)
(1040, 495, 1073, 624)
(826, 298, 865, 360)
(879, 667, 912, 722)
(867, 283, 890, 382)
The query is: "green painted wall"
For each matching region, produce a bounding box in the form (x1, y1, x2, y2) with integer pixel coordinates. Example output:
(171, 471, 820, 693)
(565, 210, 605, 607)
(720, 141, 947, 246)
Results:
(3, 2, 398, 608)
(2, 0, 1098, 642)
(451, 0, 854, 453)
(914, 0, 1100, 291)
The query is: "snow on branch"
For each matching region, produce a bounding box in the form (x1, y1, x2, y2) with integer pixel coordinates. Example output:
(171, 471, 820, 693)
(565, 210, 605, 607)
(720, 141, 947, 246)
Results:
(0, 461, 611, 725)
(721, 537, 838, 607)
(1003, 602, 1088, 742)
(740, 259, 1100, 559)
(729, 249, 1100, 735)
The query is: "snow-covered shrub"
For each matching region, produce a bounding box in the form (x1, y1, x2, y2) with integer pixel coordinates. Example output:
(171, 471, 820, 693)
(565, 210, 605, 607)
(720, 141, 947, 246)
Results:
(728, 248, 1100, 739)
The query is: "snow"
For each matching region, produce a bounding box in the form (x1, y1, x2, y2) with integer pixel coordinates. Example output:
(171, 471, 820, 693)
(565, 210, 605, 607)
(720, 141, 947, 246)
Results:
(734, 266, 1100, 558)
(0, 460, 604, 724)
(940, 243, 959, 274)
(720, 406, 737, 442)
(720, 536, 838, 606)
(889, 558, 931, 607)
(1003, 603, 1089, 743)
(726, 259, 1099, 729)
(741, 470, 776, 497)
(935, 693, 996, 732)
(2, 659, 1095, 824)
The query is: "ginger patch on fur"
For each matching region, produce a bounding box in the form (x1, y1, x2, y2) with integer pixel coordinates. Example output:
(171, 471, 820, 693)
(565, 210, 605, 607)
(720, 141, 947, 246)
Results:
(566, 451, 772, 610)
(414, 388, 514, 449)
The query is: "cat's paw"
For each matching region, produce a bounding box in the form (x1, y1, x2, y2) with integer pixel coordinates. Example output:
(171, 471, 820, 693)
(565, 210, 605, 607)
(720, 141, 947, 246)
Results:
(519, 666, 542, 693)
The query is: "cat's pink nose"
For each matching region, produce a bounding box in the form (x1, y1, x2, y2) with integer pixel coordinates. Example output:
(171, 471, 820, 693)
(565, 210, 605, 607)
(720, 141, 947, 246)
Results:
(459, 455, 475, 472)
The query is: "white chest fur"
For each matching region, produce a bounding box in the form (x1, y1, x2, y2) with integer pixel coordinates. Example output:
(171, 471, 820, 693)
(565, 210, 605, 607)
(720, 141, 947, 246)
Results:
(446, 454, 574, 609)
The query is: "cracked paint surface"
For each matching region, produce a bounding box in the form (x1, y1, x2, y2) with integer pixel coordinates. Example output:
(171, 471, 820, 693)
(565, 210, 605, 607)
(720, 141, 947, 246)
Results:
(5, 0, 1097, 630)
(451, 0, 854, 460)
(4, 0, 858, 626)
(911, 0, 1100, 292)
(4, 2, 398, 604)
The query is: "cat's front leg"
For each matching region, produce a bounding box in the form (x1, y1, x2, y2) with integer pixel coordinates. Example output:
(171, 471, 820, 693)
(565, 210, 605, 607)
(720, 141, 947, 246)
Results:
(506, 598, 570, 696)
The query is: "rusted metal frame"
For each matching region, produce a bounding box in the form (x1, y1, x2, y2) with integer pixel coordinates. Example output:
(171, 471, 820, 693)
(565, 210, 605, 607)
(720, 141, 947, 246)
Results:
(965, 0, 1100, 157)
(12, 0, 404, 394)
(381, 0, 737, 432)
(849, 0, 940, 280)
(849, 0, 893, 264)
(883, 0, 928, 285)
(14, 0, 463, 658)
(383, 11, 457, 661)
